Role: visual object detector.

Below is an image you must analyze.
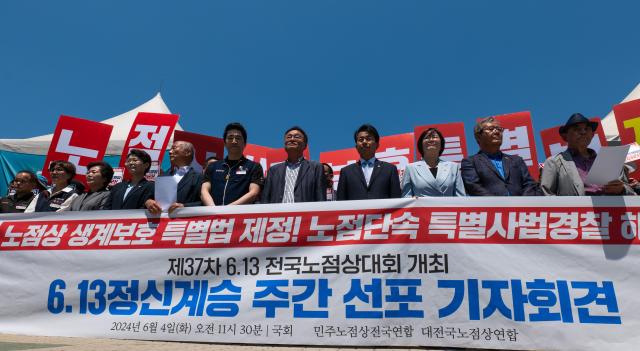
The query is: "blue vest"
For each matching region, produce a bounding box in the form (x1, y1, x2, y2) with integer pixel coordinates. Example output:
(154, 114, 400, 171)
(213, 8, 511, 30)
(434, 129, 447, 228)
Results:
(206, 157, 259, 205)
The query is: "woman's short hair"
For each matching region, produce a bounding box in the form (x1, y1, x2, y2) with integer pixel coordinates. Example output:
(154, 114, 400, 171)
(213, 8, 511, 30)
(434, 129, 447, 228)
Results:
(86, 161, 114, 189)
(127, 149, 152, 174)
(48, 160, 76, 182)
(417, 128, 446, 158)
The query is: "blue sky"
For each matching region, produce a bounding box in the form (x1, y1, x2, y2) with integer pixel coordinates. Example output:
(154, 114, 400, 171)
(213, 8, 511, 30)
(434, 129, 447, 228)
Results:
(1, 1, 639, 161)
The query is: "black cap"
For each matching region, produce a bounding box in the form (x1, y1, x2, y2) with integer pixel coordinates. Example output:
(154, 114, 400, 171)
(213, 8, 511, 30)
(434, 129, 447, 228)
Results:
(559, 113, 598, 135)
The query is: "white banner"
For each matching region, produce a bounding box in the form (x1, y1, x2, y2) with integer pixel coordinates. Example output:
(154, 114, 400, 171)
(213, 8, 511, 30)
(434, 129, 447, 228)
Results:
(0, 197, 638, 350)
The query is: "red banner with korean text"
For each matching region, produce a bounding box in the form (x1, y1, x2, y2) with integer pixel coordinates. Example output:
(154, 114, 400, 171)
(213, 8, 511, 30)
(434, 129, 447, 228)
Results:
(244, 144, 274, 175)
(173, 130, 224, 168)
(119, 112, 180, 180)
(614, 98, 640, 178)
(483, 111, 540, 180)
(320, 133, 414, 190)
(413, 122, 468, 162)
(539, 117, 606, 158)
(42, 115, 113, 186)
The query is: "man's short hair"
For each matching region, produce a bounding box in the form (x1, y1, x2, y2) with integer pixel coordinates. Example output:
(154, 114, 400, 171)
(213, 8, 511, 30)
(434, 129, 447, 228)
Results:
(474, 117, 499, 139)
(354, 124, 380, 143)
(16, 170, 43, 190)
(86, 161, 114, 189)
(285, 126, 308, 144)
(128, 149, 152, 174)
(177, 141, 195, 162)
(48, 160, 76, 179)
(223, 122, 248, 142)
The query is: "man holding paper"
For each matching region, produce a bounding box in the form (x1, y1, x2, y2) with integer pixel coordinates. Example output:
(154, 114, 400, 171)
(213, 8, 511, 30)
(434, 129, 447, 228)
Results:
(541, 113, 634, 196)
(146, 141, 204, 214)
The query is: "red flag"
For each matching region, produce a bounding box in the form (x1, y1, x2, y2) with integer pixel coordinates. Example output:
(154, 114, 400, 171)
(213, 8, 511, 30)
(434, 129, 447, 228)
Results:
(119, 112, 179, 180)
(413, 122, 467, 162)
(42, 115, 113, 187)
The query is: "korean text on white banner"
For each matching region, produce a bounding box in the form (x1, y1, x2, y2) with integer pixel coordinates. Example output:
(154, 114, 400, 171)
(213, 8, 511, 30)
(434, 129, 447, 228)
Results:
(483, 112, 540, 180)
(1, 196, 638, 350)
(119, 112, 180, 180)
(320, 133, 414, 190)
(42, 115, 114, 186)
(539, 117, 606, 158)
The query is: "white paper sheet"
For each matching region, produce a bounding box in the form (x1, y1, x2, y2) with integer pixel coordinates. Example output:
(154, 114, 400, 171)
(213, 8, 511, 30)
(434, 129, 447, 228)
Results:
(585, 145, 631, 185)
(154, 176, 178, 211)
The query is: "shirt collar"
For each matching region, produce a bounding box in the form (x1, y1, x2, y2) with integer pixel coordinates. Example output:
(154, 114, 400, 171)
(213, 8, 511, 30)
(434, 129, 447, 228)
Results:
(173, 165, 191, 175)
(480, 150, 503, 160)
(286, 157, 305, 166)
(568, 148, 596, 160)
(360, 157, 377, 166)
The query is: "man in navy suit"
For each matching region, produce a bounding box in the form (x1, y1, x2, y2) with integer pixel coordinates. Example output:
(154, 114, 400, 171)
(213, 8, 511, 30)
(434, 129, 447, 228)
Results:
(336, 124, 401, 200)
(146, 141, 204, 214)
(261, 126, 326, 203)
(461, 117, 541, 196)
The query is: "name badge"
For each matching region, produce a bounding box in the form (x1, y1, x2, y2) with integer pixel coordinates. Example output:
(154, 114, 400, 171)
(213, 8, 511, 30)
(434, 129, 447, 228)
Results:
(236, 170, 247, 175)
(215, 169, 225, 173)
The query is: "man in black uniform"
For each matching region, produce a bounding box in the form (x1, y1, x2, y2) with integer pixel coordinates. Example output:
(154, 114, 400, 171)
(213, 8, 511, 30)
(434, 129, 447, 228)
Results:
(201, 123, 264, 205)
(0, 171, 45, 213)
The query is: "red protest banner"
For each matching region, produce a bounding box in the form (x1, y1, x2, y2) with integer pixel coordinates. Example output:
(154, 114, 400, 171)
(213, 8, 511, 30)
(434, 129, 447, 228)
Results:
(539, 117, 605, 158)
(614, 98, 640, 145)
(173, 130, 224, 168)
(319, 133, 414, 188)
(413, 122, 467, 162)
(614, 98, 640, 178)
(119, 112, 179, 180)
(42, 115, 113, 186)
(244, 144, 273, 175)
(483, 111, 540, 180)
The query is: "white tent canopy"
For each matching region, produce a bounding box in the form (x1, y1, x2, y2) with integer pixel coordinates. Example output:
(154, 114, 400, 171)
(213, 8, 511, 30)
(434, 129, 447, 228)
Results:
(601, 83, 640, 142)
(0, 93, 182, 155)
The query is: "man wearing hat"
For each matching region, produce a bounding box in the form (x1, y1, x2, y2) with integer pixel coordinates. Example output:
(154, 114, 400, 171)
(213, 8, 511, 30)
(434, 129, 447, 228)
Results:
(540, 113, 634, 196)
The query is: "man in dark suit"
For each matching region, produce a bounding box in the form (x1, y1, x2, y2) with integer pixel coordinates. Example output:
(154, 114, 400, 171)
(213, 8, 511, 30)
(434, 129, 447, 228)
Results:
(262, 126, 326, 203)
(146, 141, 204, 214)
(336, 124, 401, 200)
(461, 117, 541, 196)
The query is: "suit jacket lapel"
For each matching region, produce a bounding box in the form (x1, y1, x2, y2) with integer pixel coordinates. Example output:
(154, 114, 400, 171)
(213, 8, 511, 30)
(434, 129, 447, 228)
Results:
(559, 150, 584, 195)
(124, 180, 145, 204)
(434, 160, 449, 188)
(369, 160, 383, 189)
(177, 169, 193, 193)
(415, 161, 434, 187)
(502, 154, 511, 180)
(478, 153, 502, 179)
(294, 159, 309, 189)
(355, 161, 368, 189)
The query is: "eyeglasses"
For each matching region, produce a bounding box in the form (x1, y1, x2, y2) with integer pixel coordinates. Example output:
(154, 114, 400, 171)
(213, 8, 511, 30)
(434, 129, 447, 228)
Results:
(225, 135, 244, 142)
(285, 134, 304, 141)
(482, 126, 504, 133)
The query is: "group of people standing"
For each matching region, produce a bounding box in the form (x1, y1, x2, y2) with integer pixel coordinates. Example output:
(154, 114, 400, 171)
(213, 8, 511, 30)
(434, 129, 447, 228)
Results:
(0, 113, 635, 215)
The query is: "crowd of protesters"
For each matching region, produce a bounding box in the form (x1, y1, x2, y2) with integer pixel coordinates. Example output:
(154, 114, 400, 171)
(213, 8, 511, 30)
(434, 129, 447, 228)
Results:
(1, 113, 637, 215)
